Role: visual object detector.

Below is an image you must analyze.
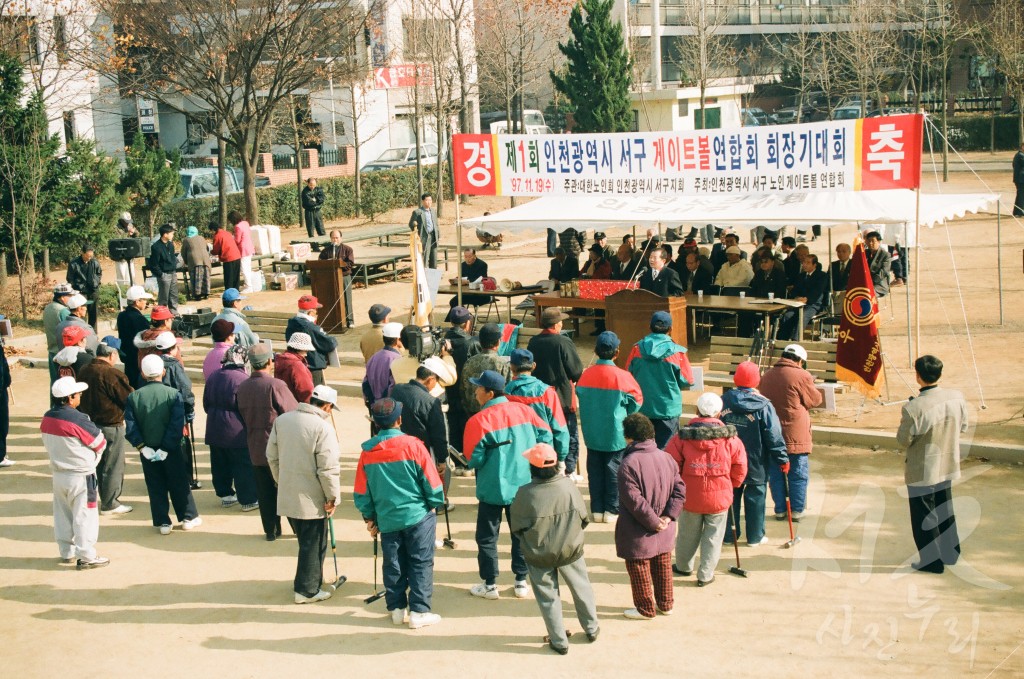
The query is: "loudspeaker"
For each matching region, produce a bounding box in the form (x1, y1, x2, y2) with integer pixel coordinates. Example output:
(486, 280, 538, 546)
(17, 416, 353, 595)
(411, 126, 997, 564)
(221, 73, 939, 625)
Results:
(108, 238, 148, 261)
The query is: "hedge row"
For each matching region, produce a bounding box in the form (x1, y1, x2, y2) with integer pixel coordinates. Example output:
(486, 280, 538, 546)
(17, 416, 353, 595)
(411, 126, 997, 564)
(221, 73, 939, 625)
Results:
(927, 114, 1021, 152)
(162, 165, 450, 228)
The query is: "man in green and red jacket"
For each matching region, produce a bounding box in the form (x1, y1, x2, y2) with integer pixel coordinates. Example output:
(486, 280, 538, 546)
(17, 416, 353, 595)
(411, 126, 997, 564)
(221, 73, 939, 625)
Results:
(626, 311, 694, 448)
(464, 370, 554, 601)
(576, 331, 644, 523)
(505, 349, 569, 464)
(354, 398, 445, 630)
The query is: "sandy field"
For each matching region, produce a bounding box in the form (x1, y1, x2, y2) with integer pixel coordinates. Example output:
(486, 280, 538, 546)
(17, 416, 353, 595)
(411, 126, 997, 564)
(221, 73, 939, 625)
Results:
(1, 153, 1023, 677)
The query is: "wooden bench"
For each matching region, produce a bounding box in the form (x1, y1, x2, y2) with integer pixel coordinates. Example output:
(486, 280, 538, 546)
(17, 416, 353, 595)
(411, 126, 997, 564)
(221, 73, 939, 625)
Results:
(242, 309, 295, 345)
(291, 224, 408, 251)
(353, 254, 411, 286)
(703, 336, 846, 412)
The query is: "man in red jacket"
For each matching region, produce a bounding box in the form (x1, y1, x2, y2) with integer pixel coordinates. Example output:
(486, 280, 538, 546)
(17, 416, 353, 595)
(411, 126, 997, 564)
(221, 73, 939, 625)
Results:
(211, 221, 242, 291)
(758, 344, 823, 521)
(275, 333, 315, 404)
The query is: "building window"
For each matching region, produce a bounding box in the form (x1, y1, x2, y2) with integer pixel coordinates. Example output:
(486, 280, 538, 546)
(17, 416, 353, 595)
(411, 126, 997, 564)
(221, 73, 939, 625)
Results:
(63, 111, 75, 144)
(53, 15, 68, 64)
(0, 16, 40, 65)
(632, 110, 640, 132)
(678, 100, 689, 117)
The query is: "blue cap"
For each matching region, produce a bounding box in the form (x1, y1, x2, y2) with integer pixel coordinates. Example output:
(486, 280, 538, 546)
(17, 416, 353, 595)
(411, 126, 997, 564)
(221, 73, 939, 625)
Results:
(449, 305, 473, 324)
(469, 369, 506, 393)
(222, 288, 245, 303)
(510, 348, 534, 367)
(595, 331, 620, 353)
(100, 335, 122, 350)
(370, 398, 403, 427)
(651, 310, 672, 331)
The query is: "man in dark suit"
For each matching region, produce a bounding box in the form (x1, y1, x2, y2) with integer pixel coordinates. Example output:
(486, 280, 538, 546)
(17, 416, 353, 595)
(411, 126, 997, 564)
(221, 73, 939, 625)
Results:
(680, 252, 713, 294)
(864, 231, 891, 297)
(548, 248, 579, 287)
(409, 192, 438, 269)
(778, 255, 829, 340)
(301, 178, 326, 237)
(638, 247, 683, 297)
(830, 242, 852, 291)
(1013, 143, 1024, 217)
(318, 230, 355, 326)
(448, 248, 492, 314)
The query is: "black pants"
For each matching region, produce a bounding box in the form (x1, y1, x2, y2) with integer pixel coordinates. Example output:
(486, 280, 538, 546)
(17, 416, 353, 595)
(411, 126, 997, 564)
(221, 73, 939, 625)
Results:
(288, 516, 329, 597)
(252, 465, 281, 538)
(139, 448, 198, 526)
(908, 481, 960, 571)
(222, 259, 241, 291)
(0, 393, 8, 463)
(210, 445, 258, 505)
(651, 417, 679, 450)
(563, 406, 580, 474)
(305, 209, 325, 237)
(476, 501, 528, 585)
(446, 404, 469, 454)
(85, 291, 99, 330)
(97, 424, 126, 511)
(1014, 183, 1024, 217)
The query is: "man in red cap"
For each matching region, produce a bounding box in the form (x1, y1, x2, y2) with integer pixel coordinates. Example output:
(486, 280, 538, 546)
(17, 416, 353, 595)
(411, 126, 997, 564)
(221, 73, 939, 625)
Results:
(719, 361, 787, 547)
(54, 326, 95, 380)
(286, 295, 338, 387)
(132, 305, 176, 383)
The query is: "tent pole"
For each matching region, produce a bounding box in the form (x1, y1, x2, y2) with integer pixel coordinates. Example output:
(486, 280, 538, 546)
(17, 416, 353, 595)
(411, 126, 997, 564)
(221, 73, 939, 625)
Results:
(904, 221, 912, 366)
(913, 188, 921, 357)
(456, 195, 463, 308)
(827, 228, 833, 295)
(997, 200, 1003, 325)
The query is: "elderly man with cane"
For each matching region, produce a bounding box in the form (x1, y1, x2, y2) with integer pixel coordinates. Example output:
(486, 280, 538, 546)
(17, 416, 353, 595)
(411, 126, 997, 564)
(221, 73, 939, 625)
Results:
(267, 384, 342, 603)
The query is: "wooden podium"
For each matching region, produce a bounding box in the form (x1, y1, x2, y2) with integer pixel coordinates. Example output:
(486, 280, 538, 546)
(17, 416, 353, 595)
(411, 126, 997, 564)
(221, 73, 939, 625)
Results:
(305, 259, 348, 333)
(605, 289, 688, 369)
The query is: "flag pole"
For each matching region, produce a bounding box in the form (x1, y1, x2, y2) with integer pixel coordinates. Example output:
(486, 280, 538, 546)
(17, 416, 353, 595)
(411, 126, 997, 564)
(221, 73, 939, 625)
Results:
(456, 193, 463, 307)
(913, 187, 921, 357)
(904, 221, 912, 366)
(997, 199, 1003, 325)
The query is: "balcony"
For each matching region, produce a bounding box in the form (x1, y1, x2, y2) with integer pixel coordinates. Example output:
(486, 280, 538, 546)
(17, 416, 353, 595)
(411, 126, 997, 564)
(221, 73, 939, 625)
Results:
(631, 0, 943, 29)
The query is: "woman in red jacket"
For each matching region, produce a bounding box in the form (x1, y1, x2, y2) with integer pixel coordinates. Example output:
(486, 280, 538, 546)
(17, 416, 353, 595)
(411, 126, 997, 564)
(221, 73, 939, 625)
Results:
(665, 392, 747, 587)
(210, 221, 242, 291)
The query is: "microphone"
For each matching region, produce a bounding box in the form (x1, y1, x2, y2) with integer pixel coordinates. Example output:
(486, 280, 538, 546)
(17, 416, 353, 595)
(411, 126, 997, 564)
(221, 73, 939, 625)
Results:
(630, 266, 648, 288)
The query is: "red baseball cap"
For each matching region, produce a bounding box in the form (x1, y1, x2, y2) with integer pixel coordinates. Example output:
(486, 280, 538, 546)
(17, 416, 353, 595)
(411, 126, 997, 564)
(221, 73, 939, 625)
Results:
(298, 295, 322, 310)
(62, 325, 90, 347)
(150, 305, 174, 321)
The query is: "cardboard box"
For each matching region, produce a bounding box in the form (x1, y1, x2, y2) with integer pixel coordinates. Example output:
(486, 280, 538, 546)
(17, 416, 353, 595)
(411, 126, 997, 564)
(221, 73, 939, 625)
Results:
(286, 242, 311, 260)
(271, 273, 299, 291)
(250, 226, 272, 256)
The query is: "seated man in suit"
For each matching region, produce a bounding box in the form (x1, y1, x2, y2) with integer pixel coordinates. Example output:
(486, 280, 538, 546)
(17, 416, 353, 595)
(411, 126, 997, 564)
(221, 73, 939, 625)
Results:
(638, 247, 683, 297)
(741, 255, 790, 336)
(448, 248, 492, 314)
(778, 254, 829, 341)
(714, 246, 754, 290)
(784, 243, 808, 289)
(749, 245, 784, 275)
(680, 252, 714, 294)
(864, 231, 891, 298)
(548, 247, 579, 289)
(611, 242, 642, 281)
(830, 243, 852, 291)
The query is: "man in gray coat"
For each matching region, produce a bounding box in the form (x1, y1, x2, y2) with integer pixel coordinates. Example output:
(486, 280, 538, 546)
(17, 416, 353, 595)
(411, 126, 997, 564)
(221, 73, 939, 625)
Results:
(267, 384, 342, 603)
(896, 355, 968, 574)
(409, 192, 438, 269)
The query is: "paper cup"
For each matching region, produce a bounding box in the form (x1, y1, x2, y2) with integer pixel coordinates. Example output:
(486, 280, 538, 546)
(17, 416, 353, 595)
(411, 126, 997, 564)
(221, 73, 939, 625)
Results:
(739, 291, 746, 299)
(768, 292, 775, 300)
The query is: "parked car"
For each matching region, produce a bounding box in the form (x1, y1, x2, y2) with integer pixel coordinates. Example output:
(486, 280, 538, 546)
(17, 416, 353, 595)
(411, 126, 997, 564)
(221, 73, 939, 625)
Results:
(770, 107, 802, 125)
(831, 105, 867, 120)
(742, 107, 769, 126)
(361, 144, 440, 172)
(177, 167, 270, 200)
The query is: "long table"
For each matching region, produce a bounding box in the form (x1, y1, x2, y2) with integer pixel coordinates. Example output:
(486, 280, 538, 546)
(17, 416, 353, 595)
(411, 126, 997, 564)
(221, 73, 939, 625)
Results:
(438, 285, 545, 322)
(531, 292, 801, 343)
(290, 224, 407, 251)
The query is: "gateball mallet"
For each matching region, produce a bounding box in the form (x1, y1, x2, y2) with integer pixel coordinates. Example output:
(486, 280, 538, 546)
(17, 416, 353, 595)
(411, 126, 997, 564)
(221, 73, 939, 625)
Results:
(782, 472, 801, 549)
(364, 534, 385, 604)
(441, 487, 456, 550)
(327, 515, 348, 588)
(728, 497, 748, 578)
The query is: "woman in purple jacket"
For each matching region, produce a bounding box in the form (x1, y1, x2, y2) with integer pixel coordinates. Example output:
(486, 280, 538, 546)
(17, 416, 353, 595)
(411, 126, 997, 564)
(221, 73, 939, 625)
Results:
(203, 345, 258, 510)
(615, 413, 686, 620)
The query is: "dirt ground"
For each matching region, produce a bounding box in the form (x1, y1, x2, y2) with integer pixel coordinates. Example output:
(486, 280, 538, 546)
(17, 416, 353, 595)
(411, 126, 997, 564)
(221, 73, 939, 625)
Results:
(2, 155, 1023, 677)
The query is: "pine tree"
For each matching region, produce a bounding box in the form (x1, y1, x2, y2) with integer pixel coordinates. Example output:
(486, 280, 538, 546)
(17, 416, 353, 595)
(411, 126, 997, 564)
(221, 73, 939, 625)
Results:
(551, 0, 633, 133)
(118, 132, 182, 237)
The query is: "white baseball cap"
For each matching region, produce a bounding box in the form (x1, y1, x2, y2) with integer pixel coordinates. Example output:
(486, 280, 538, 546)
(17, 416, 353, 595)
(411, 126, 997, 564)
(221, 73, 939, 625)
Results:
(66, 294, 88, 309)
(51, 376, 89, 399)
(382, 322, 403, 339)
(126, 285, 153, 301)
(120, 211, 133, 222)
(311, 384, 338, 406)
(696, 392, 723, 417)
(783, 343, 808, 362)
(140, 354, 165, 377)
(421, 356, 458, 388)
(286, 332, 315, 351)
(154, 331, 177, 350)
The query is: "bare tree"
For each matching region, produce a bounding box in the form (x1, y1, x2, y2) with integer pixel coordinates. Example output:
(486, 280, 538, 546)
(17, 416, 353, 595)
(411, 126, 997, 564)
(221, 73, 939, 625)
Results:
(978, 1, 1024, 140)
(626, 3, 653, 129)
(764, 24, 820, 122)
(667, 0, 736, 124)
(90, 0, 366, 223)
(832, 0, 902, 117)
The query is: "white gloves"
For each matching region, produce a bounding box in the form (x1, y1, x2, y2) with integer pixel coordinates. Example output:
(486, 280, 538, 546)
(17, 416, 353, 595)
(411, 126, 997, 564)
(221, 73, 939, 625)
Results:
(141, 447, 168, 462)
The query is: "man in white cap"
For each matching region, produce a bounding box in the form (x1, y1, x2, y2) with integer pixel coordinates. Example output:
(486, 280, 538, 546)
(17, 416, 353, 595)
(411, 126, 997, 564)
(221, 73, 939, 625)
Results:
(758, 343, 822, 522)
(275, 332, 316, 403)
(41, 377, 110, 568)
(56, 293, 98, 353)
(390, 357, 456, 485)
(362, 322, 404, 434)
(267, 384, 342, 604)
(44, 283, 77, 383)
(154, 331, 195, 425)
(714, 245, 754, 289)
(116, 285, 153, 386)
(125, 354, 200, 534)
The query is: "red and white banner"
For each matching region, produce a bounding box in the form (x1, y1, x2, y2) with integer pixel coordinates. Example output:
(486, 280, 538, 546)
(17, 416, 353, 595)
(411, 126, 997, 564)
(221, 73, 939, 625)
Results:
(453, 114, 923, 197)
(373, 64, 433, 90)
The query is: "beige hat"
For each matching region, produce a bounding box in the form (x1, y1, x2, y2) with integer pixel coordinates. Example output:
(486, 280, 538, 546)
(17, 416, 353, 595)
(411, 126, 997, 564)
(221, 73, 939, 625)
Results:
(286, 332, 315, 352)
(421, 356, 458, 388)
(154, 331, 177, 350)
(51, 376, 89, 399)
(725, 246, 742, 255)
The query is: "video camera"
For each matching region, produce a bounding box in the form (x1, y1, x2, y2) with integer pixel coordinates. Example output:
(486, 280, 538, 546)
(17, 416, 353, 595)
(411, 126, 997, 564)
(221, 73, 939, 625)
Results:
(402, 325, 450, 361)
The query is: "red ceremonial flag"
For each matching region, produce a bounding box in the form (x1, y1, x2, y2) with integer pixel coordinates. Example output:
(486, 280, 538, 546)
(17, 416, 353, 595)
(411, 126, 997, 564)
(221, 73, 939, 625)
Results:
(835, 241, 885, 398)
